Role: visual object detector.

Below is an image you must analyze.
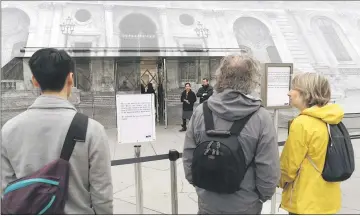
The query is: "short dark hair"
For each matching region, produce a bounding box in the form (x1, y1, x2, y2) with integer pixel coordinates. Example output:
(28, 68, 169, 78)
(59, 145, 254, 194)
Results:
(202, 78, 209, 82)
(185, 82, 191, 87)
(28, 48, 74, 92)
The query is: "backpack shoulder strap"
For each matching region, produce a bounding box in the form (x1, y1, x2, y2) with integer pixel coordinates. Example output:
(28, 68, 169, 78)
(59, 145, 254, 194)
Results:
(60, 112, 89, 161)
(229, 109, 259, 135)
(203, 101, 215, 131)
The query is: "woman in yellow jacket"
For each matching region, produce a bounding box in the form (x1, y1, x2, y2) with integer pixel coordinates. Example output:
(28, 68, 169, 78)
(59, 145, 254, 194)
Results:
(279, 72, 344, 214)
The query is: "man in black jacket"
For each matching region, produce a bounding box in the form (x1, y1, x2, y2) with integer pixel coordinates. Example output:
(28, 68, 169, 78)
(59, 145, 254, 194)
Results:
(196, 78, 213, 104)
(180, 83, 197, 132)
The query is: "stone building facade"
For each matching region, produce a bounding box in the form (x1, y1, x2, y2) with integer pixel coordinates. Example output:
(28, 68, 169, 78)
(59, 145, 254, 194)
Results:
(2, 1, 360, 127)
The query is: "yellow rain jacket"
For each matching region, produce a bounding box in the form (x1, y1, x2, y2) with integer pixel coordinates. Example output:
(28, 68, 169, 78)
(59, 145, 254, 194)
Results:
(279, 104, 344, 214)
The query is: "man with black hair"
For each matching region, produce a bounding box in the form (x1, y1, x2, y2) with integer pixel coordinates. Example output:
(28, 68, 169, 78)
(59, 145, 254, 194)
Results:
(196, 78, 213, 104)
(1, 48, 113, 214)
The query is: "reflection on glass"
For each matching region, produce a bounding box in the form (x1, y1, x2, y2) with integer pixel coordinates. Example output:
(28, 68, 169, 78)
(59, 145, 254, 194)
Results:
(165, 57, 222, 125)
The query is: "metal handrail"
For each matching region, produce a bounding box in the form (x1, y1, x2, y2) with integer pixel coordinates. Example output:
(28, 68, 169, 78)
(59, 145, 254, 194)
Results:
(110, 134, 359, 215)
(111, 134, 359, 166)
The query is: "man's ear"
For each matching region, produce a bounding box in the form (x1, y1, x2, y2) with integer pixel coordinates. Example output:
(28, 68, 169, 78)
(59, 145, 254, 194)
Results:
(67, 72, 74, 87)
(31, 76, 40, 88)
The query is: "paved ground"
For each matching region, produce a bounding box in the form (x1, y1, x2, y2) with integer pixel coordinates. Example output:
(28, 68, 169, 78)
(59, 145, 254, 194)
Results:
(108, 126, 360, 214)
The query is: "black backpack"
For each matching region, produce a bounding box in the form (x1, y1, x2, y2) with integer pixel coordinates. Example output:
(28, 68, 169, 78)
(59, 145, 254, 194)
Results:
(191, 101, 258, 194)
(307, 122, 355, 182)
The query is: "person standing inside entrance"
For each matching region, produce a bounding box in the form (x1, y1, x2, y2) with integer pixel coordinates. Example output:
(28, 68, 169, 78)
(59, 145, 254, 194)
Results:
(196, 78, 214, 104)
(180, 83, 197, 132)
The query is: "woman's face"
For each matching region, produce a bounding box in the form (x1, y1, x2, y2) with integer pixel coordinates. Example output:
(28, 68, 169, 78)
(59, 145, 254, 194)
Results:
(288, 88, 305, 110)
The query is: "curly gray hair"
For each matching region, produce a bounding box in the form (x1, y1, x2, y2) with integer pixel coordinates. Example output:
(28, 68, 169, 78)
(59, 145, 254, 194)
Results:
(214, 54, 261, 94)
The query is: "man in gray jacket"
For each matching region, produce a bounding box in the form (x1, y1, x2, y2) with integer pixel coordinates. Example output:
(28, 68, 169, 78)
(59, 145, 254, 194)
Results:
(183, 54, 280, 214)
(1, 48, 113, 214)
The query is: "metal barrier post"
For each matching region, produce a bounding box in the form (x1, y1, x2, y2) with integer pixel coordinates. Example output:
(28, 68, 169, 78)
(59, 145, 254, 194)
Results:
(134, 145, 144, 214)
(169, 149, 180, 214)
(271, 109, 279, 214)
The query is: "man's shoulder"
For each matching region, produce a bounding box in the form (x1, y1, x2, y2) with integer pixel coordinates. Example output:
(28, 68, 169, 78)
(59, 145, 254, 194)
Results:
(252, 106, 273, 127)
(85, 117, 108, 143)
(257, 106, 271, 117)
(193, 103, 204, 114)
(1, 110, 29, 136)
(86, 117, 106, 134)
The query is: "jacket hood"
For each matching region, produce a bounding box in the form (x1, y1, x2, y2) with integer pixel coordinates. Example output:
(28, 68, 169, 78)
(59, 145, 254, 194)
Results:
(301, 104, 344, 124)
(207, 89, 262, 121)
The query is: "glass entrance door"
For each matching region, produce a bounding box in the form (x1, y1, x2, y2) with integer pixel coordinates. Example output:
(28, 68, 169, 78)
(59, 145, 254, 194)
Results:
(115, 58, 141, 94)
(114, 57, 166, 125)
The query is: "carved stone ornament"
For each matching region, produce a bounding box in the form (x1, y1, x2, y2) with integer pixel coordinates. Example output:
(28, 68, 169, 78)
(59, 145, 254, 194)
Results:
(104, 4, 114, 11)
(38, 2, 54, 10)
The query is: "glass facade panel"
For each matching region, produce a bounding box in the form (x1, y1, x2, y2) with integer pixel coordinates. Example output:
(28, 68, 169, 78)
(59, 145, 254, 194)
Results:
(115, 59, 141, 94)
(75, 58, 91, 91)
(165, 56, 221, 125)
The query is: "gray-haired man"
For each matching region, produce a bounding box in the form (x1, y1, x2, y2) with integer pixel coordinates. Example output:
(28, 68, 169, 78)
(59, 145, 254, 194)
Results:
(183, 55, 280, 214)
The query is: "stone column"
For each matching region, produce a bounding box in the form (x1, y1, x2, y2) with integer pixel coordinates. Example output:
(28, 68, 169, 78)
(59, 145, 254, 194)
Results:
(269, 31, 294, 63)
(91, 59, 103, 91)
(203, 10, 220, 51)
(104, 4, 115, 48)
(49, 3, 64, 47)
(211, 10, 225, 55)
(102, 59, 115, 92)
(36, 2, 54, 47)
(221, 13, 239, 53)
(25, 26, 38, 56)
(158, 7, 170, 51)
(199, 59, 210, 82)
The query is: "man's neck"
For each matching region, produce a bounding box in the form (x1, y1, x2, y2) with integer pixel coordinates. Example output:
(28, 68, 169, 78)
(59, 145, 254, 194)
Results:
(41, 91, 68, 100)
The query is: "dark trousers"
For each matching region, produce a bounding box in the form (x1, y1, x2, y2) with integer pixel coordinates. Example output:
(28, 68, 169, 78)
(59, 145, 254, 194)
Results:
(182, 119, 187, 128)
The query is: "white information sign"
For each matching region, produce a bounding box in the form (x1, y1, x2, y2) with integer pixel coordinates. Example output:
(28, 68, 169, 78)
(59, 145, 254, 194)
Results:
(116, 94, 156, 144)
(264, 64, 293, 108)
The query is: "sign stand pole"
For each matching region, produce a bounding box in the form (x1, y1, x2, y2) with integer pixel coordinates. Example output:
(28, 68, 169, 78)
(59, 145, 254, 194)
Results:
(261, 63, 293, 214)
(271, 109, 279, 214)
(134, 145, 144, 214)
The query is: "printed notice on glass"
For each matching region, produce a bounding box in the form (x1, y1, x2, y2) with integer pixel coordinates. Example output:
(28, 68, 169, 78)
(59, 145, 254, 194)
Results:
(266, 66, 292, 108)
(116, 94, 156, 144)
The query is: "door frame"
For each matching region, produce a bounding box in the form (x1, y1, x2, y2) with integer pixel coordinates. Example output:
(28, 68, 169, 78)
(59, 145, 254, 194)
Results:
(113, 57, 168, 128)
(163, 57, 168, 129)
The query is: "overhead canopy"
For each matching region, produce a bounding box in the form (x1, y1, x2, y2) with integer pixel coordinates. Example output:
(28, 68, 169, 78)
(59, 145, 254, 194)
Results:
(19, 47, 249, 58)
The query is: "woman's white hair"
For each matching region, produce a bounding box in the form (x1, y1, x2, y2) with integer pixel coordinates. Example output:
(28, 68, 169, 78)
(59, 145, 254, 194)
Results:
(291, 72, 331, 107)
(214, 54, 261, 94)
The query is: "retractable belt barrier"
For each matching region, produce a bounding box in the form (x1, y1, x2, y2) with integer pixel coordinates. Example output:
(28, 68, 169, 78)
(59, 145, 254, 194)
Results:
(111, 135, 359, 215)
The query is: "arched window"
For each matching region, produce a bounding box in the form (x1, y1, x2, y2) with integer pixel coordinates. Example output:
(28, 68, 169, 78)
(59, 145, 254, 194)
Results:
(266, 46, 282, 63)
(233, 17, 282, 63)
(1, 8, 30, 81)
(119, 13, 158, 49)
(314, 17, 352, 62)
